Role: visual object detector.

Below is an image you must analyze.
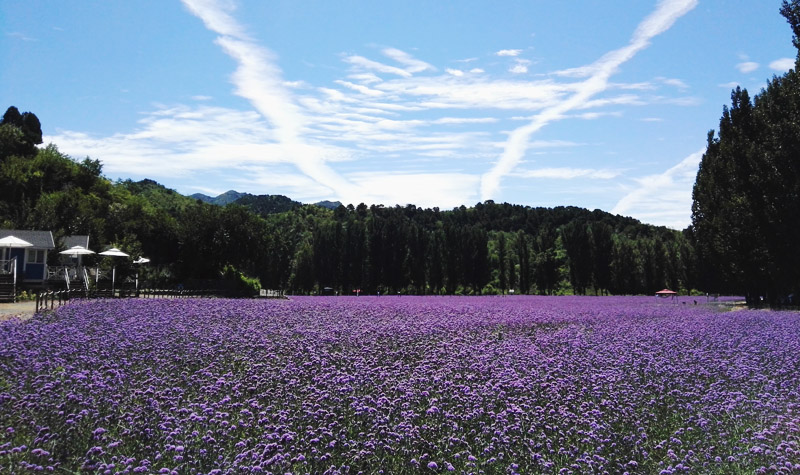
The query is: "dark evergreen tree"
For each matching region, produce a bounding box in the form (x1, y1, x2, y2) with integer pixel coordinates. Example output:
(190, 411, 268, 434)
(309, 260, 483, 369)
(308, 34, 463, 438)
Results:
(532, 224, 560, 295)
(496, 232, 508, 293)
(561, 221, 593, 295)
(691, 2, 800, 305)
(0, 106, 42, 159)
(781, 0, 800, 52)
(514, 230, 531, 293)
(590, 222, 614, 295)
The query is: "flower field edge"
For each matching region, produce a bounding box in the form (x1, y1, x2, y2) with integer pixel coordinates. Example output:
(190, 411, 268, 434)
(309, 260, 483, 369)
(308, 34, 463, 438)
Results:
(0, 296, 798, 474)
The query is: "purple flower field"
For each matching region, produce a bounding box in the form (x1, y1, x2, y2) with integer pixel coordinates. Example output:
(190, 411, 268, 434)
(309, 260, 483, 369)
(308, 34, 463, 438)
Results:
(1, 296, 799, 474)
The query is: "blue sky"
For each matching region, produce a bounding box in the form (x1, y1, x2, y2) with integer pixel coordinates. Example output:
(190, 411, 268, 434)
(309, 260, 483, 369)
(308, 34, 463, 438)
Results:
(2, 1, 796, 228)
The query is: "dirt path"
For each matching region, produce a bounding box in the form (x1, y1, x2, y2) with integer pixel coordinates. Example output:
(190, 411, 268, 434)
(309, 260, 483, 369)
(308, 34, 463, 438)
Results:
(0, 301, 37, 322)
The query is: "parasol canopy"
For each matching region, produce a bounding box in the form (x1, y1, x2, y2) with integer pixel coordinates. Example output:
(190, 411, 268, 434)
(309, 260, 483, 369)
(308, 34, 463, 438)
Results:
(99, 248, 129, 257)
(60, 245, 95, 256)
(133, 257, 150, 264)
(655, 289, 678, 299)
(98, 248, 129, 295)
(0, 235, 34, 248)
(0, 235, 33, 263)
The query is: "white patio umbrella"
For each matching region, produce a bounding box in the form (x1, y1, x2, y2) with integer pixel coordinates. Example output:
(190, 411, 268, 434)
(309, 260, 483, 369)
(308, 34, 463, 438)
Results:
(60, 245, 95, 256)
(133, 257, 150, 293)
(60, 245, 96, 279)
(0, 235, 34, 247)
(59, 245, 95, 264)
(0, 235, 33, 265)
(99, 248, 130, 295)
(58, 245, 96, 284)
(99, 248, 129, 258)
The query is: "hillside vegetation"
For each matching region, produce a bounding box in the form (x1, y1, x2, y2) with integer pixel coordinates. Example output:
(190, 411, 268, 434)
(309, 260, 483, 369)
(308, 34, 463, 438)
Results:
(0, 107, 694, 295)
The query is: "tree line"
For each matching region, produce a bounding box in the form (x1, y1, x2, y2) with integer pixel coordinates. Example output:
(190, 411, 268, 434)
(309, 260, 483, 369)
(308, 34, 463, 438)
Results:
(0, 107, 696, 295)
(691, 0, 800, 306)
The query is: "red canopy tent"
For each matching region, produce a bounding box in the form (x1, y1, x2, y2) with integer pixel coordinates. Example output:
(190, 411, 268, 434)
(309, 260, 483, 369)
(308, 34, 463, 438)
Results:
(655, 289, 678, 300)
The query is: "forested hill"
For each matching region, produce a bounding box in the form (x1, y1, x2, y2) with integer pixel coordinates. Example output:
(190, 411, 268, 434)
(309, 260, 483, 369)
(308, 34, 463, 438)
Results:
(190, 190, 247, 206)
(131, 178, 696, 296)
(190, 190, 303, 216)
(0, 105, 697, 295)
(190, 190, 339, 215)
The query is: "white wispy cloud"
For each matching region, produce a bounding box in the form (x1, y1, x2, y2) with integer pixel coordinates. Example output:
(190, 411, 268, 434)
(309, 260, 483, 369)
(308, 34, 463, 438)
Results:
(347, 172, 480, 208)
(496, 49, 522, 57)
(347, 73, 383, 84)
(366, 76, 570, 110)
(574, 111, 623, 120)
(7, 31, 37, 41)
(345, 55, 413, 77)
(579, 95, 647, 108)
(552, 65, 595, 78)
(509, 59, 530, 74)
(382, 48, 435, 73)
(48, 106, 291, 176)
(180, 0, 245, 38)
(658, 77, 688, 89)
(480, 0, 698, 201)
(770, 57, 795, 71)
(181, 0, 362, 204)
(736, 61, 759, 73)
(611, 149, 703, 229)
(517, 167, 621, 179)
(335, 80, 385, 96)
(432, 117, 498, 125)
(612, 81, 657, 90)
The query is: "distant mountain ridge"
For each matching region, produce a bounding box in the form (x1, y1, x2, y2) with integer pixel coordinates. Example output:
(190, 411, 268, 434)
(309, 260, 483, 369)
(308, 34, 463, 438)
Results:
(314, 200, 343, 210)
(236, 194, 302, 215)
(188, 189, 340, 216)
(189, 190, 246, 206)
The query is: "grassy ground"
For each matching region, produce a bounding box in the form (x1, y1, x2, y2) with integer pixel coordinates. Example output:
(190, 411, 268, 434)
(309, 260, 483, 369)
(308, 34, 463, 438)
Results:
(0, 300, 36, 321)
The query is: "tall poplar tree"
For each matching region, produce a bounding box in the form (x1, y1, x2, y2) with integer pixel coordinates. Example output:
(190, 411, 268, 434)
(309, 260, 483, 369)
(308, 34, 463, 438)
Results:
(692, 1, 800, 305)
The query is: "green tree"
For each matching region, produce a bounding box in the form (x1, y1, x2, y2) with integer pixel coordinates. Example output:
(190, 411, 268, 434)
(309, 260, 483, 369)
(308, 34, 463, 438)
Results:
(692, 88, 786, 303)
(590, 222, 614, 295)
(514, 230, 531, 293)
(561, 221, 593, 295)
(495, 232, 508, 293)
(532, 224, 560, 295)
(781, 0, 800, 52)
(0, 106, 42, 159)
(692, 2, 800, 305)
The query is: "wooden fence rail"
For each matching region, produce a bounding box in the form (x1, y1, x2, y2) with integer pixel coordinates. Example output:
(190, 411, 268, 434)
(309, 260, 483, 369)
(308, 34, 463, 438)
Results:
(35, 289, 87, 313)
(34, 288, 233, 313)
(137, 288, 225, 299)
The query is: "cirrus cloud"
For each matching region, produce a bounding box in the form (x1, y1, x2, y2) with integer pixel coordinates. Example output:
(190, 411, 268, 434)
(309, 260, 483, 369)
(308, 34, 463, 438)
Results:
(736, 61, 759, 73)
(769, 57, 795, 71)
(496, 49, 522, 57)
